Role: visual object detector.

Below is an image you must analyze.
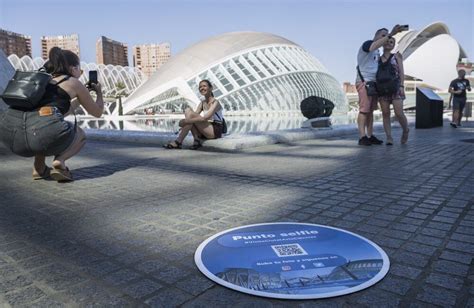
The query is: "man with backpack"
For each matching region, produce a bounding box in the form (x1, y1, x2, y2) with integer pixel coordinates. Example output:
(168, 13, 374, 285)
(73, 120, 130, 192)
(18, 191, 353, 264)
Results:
(356, 25, 406, 146)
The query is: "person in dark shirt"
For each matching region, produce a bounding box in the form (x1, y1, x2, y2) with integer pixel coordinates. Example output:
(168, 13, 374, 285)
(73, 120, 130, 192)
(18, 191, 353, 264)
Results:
(449, 69, 471, 128)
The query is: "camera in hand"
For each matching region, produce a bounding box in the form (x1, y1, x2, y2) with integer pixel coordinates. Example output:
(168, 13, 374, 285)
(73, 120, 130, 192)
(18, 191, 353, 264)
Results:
(86, 70, 98, 91)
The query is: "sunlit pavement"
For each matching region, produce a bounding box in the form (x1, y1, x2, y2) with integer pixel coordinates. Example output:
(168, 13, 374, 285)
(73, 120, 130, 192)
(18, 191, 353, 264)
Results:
(0, 121, 473, 307)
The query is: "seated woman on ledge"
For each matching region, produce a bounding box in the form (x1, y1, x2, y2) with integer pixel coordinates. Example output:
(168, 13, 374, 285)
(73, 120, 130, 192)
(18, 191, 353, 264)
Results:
(164, 80, 224, 150)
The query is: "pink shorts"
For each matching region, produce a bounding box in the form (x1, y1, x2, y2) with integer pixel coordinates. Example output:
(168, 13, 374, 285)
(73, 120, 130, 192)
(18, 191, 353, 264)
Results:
(356, 82, 378, 113)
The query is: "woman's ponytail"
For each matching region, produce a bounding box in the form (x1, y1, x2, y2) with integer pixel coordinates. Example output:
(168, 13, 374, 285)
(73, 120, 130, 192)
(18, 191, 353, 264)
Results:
(43, 47, 79, 76)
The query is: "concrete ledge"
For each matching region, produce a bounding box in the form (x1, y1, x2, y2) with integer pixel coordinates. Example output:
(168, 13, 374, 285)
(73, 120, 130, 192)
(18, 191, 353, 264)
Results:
(84, 117, 417, 151)
(202, 125, 357, 150)
(86, 123, 365, 151)
(63, 117, 469, 155)
(85, 129, 177, 146)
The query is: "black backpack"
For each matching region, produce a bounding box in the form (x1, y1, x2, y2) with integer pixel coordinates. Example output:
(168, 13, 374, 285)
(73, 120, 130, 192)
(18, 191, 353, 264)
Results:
(0, 68, 52, 111)
(212, 102, 227, 134)
(376, 54, 399, 96)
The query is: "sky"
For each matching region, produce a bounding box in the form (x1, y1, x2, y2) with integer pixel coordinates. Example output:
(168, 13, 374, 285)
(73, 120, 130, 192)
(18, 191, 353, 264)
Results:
(0, 0, 472, 84)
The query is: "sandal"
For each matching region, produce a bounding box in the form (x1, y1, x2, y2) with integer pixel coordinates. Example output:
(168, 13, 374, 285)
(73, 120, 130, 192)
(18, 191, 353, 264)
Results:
(32, 165, 51, 180)
(190, 139, 203, 150)
(50, 167, 74, 182)
(163, 140, 182, 149)
(385, 137, 393, 146)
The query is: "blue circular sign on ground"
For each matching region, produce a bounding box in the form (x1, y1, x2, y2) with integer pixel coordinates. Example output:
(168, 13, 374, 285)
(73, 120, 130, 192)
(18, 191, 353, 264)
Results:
(195, 223, 390, 299)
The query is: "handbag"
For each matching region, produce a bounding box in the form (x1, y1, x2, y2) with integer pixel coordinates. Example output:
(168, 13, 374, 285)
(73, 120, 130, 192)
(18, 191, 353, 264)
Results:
(222, 118, 227, 134)
(357, 66, 378, 96)
(213, 103, 227, 134)
(0, 68, 52, 110)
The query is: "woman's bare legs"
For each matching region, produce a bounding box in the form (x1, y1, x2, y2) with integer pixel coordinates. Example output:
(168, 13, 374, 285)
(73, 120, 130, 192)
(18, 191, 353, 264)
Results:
(173, 108, 205, 143)
(176, 124, 193, 143)
(190, 125, 202, 140)
(33, 154, 47, 177)
(177, 122, 214, 142)
(171, 107, 217, 146)
(34, 155, 46, 171)
(380, 100, 393, 144)
(193, 122, 215, 139)
(392, 99, 409, 143)
(52, 126, 86, 170)
(184, 108, 201, 121)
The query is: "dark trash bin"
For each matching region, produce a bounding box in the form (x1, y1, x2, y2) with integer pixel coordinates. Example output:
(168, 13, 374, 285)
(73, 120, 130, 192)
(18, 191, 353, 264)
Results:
(416, 87, 443, 129)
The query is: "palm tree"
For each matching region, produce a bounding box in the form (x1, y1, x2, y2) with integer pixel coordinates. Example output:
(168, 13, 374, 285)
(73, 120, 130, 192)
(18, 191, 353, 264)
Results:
(115, 82, 127, 116)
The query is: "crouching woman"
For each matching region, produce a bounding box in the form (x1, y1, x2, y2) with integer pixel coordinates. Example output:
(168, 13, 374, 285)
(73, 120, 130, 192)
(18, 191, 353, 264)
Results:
(164, 80, 224, 150)
(0, 47, 104, 182)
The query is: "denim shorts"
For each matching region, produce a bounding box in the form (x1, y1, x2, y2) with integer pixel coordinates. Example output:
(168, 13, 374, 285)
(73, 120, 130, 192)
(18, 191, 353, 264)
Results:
(0, 108, 76, 157)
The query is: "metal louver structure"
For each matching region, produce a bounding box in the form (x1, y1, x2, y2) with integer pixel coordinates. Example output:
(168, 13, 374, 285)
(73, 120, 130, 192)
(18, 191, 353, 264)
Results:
(123, 31, 348, 115)
(7, 54, 146, 98)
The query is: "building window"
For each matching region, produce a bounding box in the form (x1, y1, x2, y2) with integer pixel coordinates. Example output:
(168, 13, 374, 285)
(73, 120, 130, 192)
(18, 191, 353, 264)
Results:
(233, 57, 256, 82)
(211, 66, 234, 92)
(244, 53, 267, 79)
(223, 60, 246, 87)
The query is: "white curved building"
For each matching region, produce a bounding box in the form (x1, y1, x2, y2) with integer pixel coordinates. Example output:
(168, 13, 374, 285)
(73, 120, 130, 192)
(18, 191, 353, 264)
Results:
(123, 31, 347, 115)
(394, 22, 468, 90)
(7, 54, 147, 97)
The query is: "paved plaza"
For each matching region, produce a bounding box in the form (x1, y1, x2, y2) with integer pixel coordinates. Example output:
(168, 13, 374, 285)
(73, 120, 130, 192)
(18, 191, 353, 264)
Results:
(0, 121, 473, 307)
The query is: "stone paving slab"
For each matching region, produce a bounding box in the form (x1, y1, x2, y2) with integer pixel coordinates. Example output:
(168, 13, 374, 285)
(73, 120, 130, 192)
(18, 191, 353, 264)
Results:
(0, 120, 473, 307)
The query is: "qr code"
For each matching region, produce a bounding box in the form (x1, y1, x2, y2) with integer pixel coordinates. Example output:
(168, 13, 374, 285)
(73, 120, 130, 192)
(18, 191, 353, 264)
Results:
(271, 243, 308, 257)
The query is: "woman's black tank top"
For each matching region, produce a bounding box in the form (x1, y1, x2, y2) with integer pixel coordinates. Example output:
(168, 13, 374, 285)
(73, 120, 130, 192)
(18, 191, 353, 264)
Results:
(39, 75, 72, 115)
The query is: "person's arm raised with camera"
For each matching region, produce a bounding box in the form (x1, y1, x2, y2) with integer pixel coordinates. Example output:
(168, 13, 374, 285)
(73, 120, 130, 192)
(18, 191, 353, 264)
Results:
(70, 79, 104, 118)
(45, 47, 104, 118)
(368, 25, 405, 52)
